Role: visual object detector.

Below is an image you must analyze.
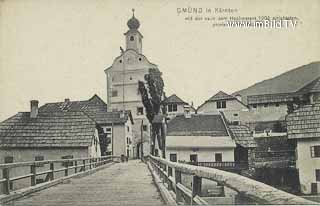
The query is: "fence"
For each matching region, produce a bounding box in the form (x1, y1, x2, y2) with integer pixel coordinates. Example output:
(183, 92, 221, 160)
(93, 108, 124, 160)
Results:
(0, 156, 117, 195)
(148, 155, 318, 205)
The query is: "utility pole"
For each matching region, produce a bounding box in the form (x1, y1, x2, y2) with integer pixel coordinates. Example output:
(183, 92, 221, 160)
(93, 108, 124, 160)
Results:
(141, 119, 144, 160)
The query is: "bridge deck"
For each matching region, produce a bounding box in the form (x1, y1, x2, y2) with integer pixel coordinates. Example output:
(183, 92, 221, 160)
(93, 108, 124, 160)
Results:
(5, 160, 164, 206)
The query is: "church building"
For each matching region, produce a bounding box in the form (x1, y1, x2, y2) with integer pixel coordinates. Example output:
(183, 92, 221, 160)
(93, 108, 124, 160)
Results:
(104, 10, 161, 158)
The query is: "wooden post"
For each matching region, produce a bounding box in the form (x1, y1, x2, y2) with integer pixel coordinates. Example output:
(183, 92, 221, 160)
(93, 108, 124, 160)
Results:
(64, 161, 69, 176)
(175, 169, 182, 204)
(50, 162, 54, 180)
(31, 164, 36, 186)
(83, 160, 86, 171)
(2, 168, 10, 194)
(192, 175, 202, 204)
(74, 161, 78, 173)
(89, 159, 92, 170)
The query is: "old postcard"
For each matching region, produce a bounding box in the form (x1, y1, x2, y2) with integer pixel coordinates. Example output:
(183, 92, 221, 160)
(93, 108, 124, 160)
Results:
(0, 0, 319, 205)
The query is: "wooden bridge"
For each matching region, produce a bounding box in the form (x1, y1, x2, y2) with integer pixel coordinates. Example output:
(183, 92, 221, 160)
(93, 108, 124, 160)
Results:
(0, 156, 318, 205)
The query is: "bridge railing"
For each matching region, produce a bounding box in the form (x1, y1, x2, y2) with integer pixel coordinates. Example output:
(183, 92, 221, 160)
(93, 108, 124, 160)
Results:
(148, 155, 318, 205)
(0, 155, 118, 195)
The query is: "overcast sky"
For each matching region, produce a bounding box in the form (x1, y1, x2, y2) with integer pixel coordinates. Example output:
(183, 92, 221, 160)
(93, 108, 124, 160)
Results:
(0, 0, 319, 121)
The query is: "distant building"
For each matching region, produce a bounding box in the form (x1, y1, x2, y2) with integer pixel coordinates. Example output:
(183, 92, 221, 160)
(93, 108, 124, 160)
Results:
(104, 11, 163, 158)
(197, 91, 248, 125)
(162, 94, 195, 121)
(165, 113, 236, 163)
(287, 101, 320, 194)
(39, 95, 134, 158)
(233, 62, 320, 132)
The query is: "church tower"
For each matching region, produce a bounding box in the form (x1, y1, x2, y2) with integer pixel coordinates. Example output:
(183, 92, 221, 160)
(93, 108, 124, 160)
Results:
(124, 9, 143, 53)
(104, 10, 161, 158)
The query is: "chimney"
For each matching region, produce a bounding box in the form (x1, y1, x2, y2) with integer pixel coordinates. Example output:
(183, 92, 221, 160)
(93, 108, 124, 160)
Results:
(184, 105, 191, 118)
(30, 100, 39, 118)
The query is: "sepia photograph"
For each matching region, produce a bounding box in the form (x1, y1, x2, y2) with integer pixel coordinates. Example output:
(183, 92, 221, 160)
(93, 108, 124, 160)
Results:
(0, 0, 319, 205)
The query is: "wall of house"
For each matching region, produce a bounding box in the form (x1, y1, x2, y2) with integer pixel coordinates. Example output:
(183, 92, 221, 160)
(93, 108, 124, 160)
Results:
(296, 138, 320, 194)
(198, 99, 247, 113)
(89, 129, 101, 157)
(165, 148, 234, 162)
(0, 147, 90, 194)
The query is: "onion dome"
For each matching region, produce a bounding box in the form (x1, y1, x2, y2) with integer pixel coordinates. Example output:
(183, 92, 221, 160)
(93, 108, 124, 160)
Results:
(127, 9, 140, 30)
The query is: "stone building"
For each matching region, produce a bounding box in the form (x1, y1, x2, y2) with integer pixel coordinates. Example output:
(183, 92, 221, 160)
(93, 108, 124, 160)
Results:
(197, 91, 249, 125)
(39, 95, 134, 158)
(0, 100, 101, 192)
(162, 94, 195, 121)
(287, 101, 320, 194)
(104, 11, 162, 158)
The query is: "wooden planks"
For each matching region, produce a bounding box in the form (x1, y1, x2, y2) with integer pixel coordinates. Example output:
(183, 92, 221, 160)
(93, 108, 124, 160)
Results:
(4, 160, 164, 206)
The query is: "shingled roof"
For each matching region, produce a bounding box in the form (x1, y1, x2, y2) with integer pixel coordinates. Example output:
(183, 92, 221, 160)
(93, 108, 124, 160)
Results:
(229, 125, 257, 148)
(167, 114, 228, 136)
(234, 62, 320, 104)
(286, 101, 320, 139)
(39, 94, 107, 113)
(39, 95, 132, 125)
(0, 111, 97, 148)
(162, 94, 187, 105)
(208, 91, 236, 101)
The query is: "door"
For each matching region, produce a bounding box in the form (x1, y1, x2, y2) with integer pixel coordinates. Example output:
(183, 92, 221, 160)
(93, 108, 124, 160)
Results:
(170, 154, 177, 162)
(190, 154, 198, 163)
(311, 183, 318, 194)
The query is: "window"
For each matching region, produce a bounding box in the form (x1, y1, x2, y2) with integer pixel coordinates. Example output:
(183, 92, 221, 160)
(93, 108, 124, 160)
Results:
(127, 137, 130, 144)
(252, 104, 257, 108)
(4, 156, 13, 164)
(155, 149, 159, 157)
(139, 57, 142, 61)
(170, 154, 177, 162)
(119, 60, 122, 63)
(190, 154, 198, 162)
(311, 146, 320, 158)
(112, 90, 118, 97)
(275, 103, 280, 107)
(61, 155, 74, 167)
(233, 113, 238, 117)
(130, 36, 134, 41)
(129, 76, 132, 80)
(263, 103, 268, 107)
(217, 101, 226, 109)
(142, 125, 148, 132)
(137, 107, 144, 115)
(35, 156, 44, 167)
(168, 104, 177, 112)
(127, 126, 130, 132)
(316, 169, 320, 182)
(215, 153, 222, 162)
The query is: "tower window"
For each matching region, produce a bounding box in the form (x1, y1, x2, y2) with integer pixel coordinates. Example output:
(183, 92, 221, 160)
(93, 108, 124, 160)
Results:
(139, 58, 142, 61)
(130, 36, 134, 41)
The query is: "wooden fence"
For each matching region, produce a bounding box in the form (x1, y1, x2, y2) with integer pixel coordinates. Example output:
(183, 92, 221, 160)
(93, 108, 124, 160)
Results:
(0, 156, 117, 195)
(148, 155, 318, 205)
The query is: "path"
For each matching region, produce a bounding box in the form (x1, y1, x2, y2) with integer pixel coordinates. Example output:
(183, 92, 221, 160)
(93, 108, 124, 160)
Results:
(5, 160, 164, 206)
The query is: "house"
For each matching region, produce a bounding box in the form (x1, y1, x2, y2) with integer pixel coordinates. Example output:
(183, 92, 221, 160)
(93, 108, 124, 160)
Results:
(39, 95, 134, 158)
(233, 62, 320, 132)
(287, 101, 320, 194)
(162, 94, 195, 121)
(165, 113, 236, 163)
(0, 100, 101, 191)
(197, 91, 249, 125)
(104, 11, 163, 158)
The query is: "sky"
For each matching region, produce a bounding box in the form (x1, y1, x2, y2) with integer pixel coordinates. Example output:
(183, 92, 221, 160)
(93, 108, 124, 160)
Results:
(0, 0, 319, 121)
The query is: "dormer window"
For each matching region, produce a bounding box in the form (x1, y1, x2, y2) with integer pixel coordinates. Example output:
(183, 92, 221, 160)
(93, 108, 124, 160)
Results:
(130, 36, 134, 41)
(217, 101, 226, 109)
(168, 104, 177, 112)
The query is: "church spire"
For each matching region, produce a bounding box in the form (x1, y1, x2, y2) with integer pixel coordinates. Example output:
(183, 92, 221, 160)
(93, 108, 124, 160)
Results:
(125, 9, 143, 53)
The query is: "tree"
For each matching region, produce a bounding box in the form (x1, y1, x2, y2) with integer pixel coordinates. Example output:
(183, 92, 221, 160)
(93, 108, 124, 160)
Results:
(138, 68, 165, 156)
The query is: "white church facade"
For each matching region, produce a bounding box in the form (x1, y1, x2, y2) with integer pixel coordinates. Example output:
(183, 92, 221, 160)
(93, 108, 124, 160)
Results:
(104, 10, 161, 158)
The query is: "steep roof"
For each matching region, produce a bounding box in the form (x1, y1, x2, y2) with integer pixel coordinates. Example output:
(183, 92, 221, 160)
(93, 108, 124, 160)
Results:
(40, 95, 132, 125)
(39, 94, 107, 113)
(0, 111, 97, 148)
(286, 101, 320, 140)
(233, 62, 320, 104)
(167, 114, 228, 136)
(229, 125, 257, 148)
(162, 94, 187, 105)
(208, 91, 236, 101)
